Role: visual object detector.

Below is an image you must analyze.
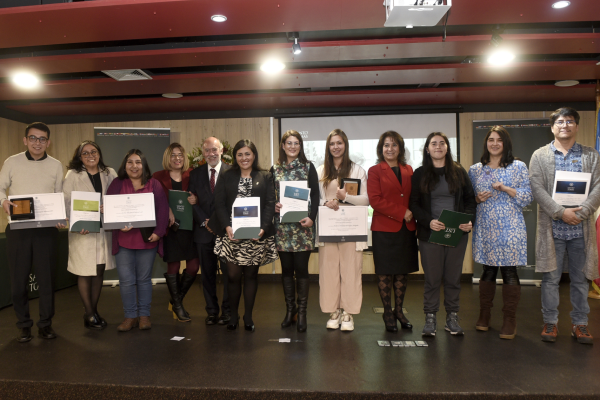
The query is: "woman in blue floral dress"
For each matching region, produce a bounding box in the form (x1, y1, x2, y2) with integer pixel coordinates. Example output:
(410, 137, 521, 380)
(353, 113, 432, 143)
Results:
(271, 130, 320, 332)
(468, 126, 532, 340)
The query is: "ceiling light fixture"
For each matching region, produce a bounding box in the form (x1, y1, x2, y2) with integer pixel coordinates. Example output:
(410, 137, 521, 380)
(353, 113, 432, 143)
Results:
(487, 50, 515, 65)
(162, 93, 183, 98)
(260, 60, 285, 73)
(292, 38, 302, 55)
(552, 1, 570, 8)
(554, 80, 579, 87)
(211, 15, 227, 22)
(12, 72, 39, 89)
(406, 25, 414, 28)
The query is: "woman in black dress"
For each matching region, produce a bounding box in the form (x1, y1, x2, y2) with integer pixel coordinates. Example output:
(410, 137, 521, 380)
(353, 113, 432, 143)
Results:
(367, 131, 419, 332)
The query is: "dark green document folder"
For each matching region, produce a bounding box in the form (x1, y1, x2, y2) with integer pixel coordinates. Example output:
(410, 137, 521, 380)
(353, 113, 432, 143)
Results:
(428, 209, 474, 247)
(168, 190, 193, 230)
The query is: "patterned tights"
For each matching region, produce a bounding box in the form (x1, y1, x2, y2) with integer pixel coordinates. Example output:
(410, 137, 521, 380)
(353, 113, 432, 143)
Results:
(377, 274, 409, 326)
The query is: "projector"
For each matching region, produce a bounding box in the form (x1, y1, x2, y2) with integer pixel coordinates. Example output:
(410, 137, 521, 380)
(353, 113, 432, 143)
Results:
(383, 0, 452, 28)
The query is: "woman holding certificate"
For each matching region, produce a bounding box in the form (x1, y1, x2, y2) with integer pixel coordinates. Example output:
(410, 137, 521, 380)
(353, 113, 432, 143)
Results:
(468, 126, 532, 339)
(209, 140, 277, 332)
(271, 130, 320, 332)
(367, 131, 418, 333)
(317, 129, 369, 332)
(63, 141, 117, 330)
(107, 149, 169, 332)
(409, 132, 476, 337)
(153, 143, 198, 323)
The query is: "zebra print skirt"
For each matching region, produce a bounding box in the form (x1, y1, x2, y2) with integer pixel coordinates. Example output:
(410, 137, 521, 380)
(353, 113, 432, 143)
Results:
(214, 235, 278, 267)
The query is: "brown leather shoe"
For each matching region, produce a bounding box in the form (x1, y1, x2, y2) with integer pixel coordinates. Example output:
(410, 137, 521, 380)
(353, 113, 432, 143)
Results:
(541, 323, 558, 342)
(139, 316, 152, 330)
(572, 324, 593, 344)
(117, 318, 139, 332)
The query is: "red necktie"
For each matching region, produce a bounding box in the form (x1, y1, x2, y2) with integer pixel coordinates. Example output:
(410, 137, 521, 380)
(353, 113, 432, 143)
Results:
(210, 168, 216, 193)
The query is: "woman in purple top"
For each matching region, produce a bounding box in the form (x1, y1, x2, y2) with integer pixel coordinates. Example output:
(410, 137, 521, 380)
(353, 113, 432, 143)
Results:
(106, 149, 169, 332)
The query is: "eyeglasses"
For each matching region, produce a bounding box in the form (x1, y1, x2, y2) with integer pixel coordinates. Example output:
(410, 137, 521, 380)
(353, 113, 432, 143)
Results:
(170, 154, 184, 159)
(554, 120, 576, 126)
(27, 136, 48, 144)
(285, 142, 301, 147)
(81, 150, 98, 158)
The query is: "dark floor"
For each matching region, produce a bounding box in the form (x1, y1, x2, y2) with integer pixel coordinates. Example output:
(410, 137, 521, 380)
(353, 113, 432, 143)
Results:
(0, 280, 599, 399)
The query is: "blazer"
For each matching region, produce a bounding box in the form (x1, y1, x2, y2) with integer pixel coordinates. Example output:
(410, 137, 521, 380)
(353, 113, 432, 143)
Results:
(409, 164, 476, 242)
(367, 162, 416, 233)
(207, 168, 276, 238)
(152, 168, 193, 196)
(189, 163, 232, 243)
(63, 167, 117, 275)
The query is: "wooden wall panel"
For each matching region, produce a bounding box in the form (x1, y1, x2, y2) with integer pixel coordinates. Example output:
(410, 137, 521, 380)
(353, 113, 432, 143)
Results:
(0, 117, 27, 229)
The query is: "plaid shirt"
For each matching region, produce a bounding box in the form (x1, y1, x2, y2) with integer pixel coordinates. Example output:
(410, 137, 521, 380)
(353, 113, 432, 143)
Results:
(551, 140, 583, 240)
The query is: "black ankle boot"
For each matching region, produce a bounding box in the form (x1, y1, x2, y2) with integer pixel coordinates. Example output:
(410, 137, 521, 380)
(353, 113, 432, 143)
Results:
(164, 273, 191, 322)
(296, 278, 309, 332)
(281, 276, 297, 328)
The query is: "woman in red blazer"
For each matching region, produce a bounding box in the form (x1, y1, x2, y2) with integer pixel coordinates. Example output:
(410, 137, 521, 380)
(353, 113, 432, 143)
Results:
(367, 131, 419, 332)
(153, 143, 198, 323)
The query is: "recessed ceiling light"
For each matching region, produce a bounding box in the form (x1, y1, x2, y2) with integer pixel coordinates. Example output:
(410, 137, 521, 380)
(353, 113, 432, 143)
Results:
(552, 1, 570, 8)
(211, 15, 227, 22)
(162, 93, 183, 98)
(487, 50, 515, 65)
(260, 60, 285, 73)
(12, 72, 39, 89)
(406, 25, 414, 28)
(555, 80, 579, 87)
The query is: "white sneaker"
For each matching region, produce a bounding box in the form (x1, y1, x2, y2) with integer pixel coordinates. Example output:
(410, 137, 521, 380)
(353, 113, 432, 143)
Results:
(326, 309, 343, 329)
(340, 311, 354, 332)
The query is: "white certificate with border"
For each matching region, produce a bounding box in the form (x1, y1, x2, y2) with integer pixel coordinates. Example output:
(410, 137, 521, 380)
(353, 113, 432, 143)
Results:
(318, 206, 368, 242)
(103, 193, 156, 229)
(8, 192, 67, 229)
(231, 197, 261, 239)
(279, 181, 309, 223)
(552, 171, 591, 206)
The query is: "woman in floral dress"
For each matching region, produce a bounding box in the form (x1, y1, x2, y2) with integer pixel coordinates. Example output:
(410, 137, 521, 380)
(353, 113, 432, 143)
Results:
(469, 125, 532, 339)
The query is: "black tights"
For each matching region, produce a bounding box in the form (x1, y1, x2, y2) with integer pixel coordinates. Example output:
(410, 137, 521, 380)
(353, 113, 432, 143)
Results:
(227, 262, 259, 325)
(78, 264, 106, 317)
(481, 265, 520, 285)
(278, 251, 311, 279)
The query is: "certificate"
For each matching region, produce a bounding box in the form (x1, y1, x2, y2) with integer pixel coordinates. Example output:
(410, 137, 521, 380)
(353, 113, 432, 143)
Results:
(552, 171, 591, 206)
(8, 192, 67, 230)
(232, 197, 261, 239)
(70, 191, 101, 233)
(103, 193, 156, 229)
(318, 205, 368, 242)
(279, 181, 309, 223)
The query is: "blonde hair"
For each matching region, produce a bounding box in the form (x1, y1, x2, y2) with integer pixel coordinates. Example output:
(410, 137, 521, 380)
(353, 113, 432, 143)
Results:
(162, 143, 189, 171)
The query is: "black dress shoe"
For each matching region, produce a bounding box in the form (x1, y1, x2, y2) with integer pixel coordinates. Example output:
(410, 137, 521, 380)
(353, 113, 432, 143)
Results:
(386, 325, 398, 333)
(396, 315, 413, 330)
(243, 315, 254, 332)
(217, 314, 231, 325)
(95, 313, 108, 328)
(84, 313, 104, 330)
(17, 327, 33, 343)
(205, 314, 219, 325)
(38, 326, 57, 339)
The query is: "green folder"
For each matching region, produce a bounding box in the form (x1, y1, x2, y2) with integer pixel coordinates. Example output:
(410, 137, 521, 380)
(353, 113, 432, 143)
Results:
(71, 220, 100, 233)
(169, 190, 193, 231)
(428, 210, 474, 247)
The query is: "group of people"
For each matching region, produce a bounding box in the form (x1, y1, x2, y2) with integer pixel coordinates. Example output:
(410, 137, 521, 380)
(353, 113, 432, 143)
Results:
(0, 107, 598, 345)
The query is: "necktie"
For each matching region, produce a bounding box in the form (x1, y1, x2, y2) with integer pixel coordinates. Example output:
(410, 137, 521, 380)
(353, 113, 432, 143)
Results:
(210, 168, 216, 193)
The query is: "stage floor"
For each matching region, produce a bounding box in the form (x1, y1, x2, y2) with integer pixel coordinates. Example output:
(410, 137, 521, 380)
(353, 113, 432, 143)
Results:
(0, 280, 599, 399)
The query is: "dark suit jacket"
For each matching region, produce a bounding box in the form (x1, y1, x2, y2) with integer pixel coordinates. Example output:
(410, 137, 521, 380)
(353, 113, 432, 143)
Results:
(207, 169, 276, 238)
(189, 163, 232, 244)
(367, 162, 416, 233)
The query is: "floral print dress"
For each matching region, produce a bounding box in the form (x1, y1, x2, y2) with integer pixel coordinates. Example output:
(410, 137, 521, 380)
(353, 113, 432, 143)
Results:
(468, 160, 533, 266)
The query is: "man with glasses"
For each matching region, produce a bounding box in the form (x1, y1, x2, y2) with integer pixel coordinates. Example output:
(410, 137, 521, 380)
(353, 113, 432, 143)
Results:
(188, 137, 231, 325)
(530, 107, 600, 344)
(0, 122, 65, 342)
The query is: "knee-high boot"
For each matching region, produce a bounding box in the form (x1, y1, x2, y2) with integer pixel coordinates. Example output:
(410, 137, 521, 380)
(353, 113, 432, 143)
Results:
(476, 281, 496, 331)
(296, 278, 309, 332)
(164, 273, 191, 322)
(499, 284, 520, 339)
(281, 276, 297, 328)
(179, 270, 196, 319)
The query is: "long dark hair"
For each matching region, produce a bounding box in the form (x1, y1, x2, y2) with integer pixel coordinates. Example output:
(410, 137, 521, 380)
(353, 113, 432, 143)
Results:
(231, 139, 263, 171)
(320, 129, 354, 190)
(67, 140, 109, 173)
(278, 130, 308, 165)
(376, 131, 407, 165)
(117, 149, 152, 184)
(420, 132, 464, 194)
(480, 126, 515, 168)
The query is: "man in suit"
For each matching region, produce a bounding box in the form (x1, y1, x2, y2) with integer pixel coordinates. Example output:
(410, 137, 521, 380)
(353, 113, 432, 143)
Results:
(189, 137, 231, 325)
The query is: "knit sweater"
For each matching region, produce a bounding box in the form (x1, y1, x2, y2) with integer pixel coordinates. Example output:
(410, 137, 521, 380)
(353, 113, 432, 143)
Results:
(0, 152, 63, 206)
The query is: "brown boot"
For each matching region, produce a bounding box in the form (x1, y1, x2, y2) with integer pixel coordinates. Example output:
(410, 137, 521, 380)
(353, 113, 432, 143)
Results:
(117, 318, 139, 332)
(475, 281, 496, 331)
(499, 284, 520, 339)
(139, 316, 152, 330)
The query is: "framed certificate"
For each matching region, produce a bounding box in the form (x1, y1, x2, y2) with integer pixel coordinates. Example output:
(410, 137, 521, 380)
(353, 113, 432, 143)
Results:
(340, 178, 361, 203)
(103, 193, 156, 229)
(231, 197, 261, 239)
(8, 193, 67, 229)
(318, 205, 368, 242)
(552, 171, 591, 207)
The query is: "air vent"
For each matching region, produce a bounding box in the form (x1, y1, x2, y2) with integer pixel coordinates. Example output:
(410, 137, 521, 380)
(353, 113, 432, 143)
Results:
(101, 69, 152, 81)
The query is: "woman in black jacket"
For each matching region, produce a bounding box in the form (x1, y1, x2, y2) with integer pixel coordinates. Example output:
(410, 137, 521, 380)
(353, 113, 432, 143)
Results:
(208, 139, 277, 332)
(409, 132, 476, 338)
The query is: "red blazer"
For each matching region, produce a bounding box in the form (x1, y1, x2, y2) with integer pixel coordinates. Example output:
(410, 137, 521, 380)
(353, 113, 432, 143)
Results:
(152, 168, 193, 197)
(367, 162, 416, 232)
